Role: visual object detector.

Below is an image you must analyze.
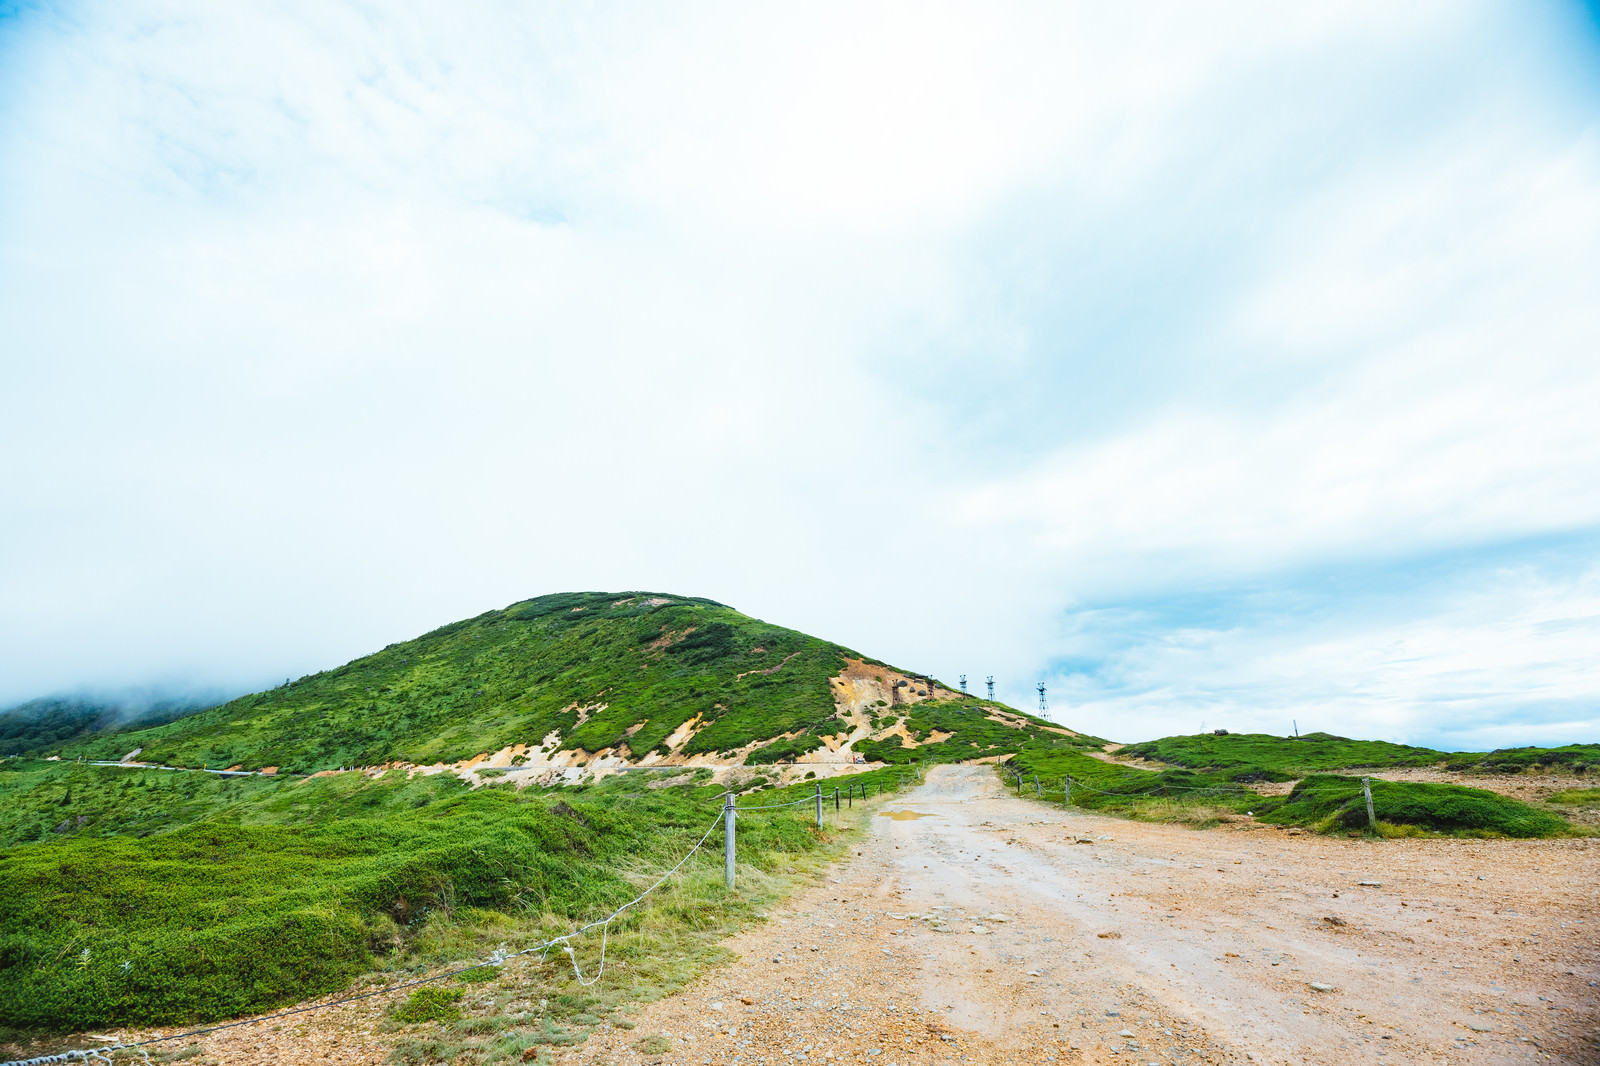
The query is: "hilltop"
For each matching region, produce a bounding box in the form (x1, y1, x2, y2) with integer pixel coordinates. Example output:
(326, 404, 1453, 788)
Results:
(69, 591, 1102, 776)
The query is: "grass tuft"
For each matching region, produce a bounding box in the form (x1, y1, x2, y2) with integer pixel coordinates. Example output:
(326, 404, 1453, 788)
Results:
(393, 988, 465, 1025)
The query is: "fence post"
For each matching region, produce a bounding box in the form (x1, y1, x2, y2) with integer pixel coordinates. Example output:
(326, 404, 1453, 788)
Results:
(847, 783, 853, 808)
(1064, 776, 1072, 808)
(815, 782, 823, 827)
(1034, 774, 1040, 797)
(724, 792, 736, 890)
(834, 787, 840, 812)
(1362, 776, 1377, 833)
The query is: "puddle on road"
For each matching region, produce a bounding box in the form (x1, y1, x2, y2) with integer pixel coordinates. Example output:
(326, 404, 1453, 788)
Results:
(878, 809, 939, 820)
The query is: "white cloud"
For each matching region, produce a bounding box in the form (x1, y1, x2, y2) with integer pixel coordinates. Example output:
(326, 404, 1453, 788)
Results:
(1048, 552, 1600, 748)
(1, 2, 1598, 750)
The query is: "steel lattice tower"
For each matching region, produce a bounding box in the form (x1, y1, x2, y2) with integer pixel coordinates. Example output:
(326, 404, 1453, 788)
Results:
(986, 676, 995, 700)
(1037, 683, 1048, 714)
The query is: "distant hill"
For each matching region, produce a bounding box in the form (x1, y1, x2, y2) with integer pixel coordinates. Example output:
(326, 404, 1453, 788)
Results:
(1117, 732, 1450, 776)
(1118, 731, 1600, 777)
(69, 591, 1104, 773)
(0, 695, 217, 757)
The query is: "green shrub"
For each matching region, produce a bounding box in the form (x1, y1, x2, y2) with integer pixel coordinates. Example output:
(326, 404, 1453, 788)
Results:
(393, 987, 464, 1024)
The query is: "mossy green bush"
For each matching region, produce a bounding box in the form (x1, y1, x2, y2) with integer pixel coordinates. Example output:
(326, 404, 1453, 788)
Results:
(393, 987, 464, 1024)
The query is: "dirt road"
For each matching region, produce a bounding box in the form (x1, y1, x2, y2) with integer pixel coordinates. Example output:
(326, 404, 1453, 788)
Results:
(568, 766, 1598, 1066)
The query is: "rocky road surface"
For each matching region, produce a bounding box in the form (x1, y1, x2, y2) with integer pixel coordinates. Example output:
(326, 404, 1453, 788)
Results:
(568, 766, 1598, 1066)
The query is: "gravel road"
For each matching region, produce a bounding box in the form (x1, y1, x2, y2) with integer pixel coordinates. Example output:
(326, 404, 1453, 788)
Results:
(568, 765, 1598, 1066)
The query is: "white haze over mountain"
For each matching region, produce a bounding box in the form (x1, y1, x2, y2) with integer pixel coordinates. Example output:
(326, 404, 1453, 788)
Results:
(2, 2, 1599, 749)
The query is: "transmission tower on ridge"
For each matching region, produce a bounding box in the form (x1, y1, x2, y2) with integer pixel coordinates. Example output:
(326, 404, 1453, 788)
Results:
(1037, 683, 1048, 714)
(986, 676, 995, 700)
(959, 674, 967, 694)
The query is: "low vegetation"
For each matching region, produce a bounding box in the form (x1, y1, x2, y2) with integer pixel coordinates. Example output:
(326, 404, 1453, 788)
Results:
(1260, 775, 1571, 838)
(1540, 787, 1600, 808)
(1001, 750, 1575, 838)
(1456, 744, 1600, 774)
(0, 759, 905, 1035)
(1003, 748, 1262, 825)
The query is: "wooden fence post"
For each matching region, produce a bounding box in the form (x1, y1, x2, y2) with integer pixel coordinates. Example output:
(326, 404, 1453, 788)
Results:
(1362, 776, 1377, 832)
(815, 782, 823, 827)
(724, 792, 736, 889)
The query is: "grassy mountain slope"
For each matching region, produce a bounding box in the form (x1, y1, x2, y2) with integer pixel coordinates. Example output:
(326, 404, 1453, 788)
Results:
(67, 592, 1094, 774)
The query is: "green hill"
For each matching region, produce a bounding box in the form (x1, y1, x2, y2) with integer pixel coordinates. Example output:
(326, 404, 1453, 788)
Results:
(67, 591, 1100, 774)
(1119, 731, 1456, 776)
(1118, 731, 1600, 778)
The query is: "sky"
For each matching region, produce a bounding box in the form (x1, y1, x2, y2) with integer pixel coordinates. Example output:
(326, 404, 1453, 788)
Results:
(3, 2, 1599, 750)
